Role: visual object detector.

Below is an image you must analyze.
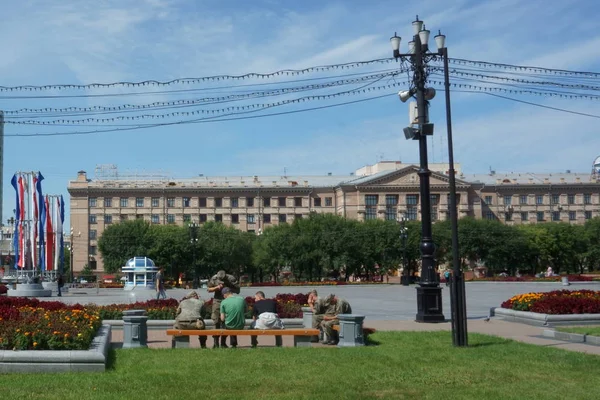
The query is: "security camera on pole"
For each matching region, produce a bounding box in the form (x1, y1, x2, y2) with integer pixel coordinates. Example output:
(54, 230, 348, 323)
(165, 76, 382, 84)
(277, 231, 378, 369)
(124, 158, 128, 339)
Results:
(390, 16, 445, 323)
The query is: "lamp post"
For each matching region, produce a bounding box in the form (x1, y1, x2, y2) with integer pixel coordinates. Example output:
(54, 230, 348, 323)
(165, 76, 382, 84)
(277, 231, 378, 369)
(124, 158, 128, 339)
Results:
(189, 221, 199, 289)
(390, 16, 444, 323)
(398, 214, 410, 286)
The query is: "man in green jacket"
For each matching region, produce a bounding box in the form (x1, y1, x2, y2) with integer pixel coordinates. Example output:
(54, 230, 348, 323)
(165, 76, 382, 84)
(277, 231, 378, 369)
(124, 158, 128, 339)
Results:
(220, 287, 247, 348)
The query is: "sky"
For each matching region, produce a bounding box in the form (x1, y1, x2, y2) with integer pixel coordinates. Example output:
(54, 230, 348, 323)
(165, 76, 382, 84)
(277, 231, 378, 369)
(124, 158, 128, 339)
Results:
(1, 0, 600, 228)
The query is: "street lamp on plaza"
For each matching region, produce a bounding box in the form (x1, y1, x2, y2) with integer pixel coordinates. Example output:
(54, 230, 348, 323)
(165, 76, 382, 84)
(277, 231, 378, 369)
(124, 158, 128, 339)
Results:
(398, 214, 409, 286)
(390, 16, 467, 342)
(189, 221, 199, 289)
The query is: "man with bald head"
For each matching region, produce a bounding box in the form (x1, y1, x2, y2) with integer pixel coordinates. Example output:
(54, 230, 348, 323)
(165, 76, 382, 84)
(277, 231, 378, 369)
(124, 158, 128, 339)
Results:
(207, 270, 240, 348)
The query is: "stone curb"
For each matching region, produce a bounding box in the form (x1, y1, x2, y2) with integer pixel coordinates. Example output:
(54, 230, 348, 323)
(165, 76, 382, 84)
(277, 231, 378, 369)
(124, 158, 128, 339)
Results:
(543, 329, 600, 346)
(490, 307, 600, 327)
(0, 324, 111, 373)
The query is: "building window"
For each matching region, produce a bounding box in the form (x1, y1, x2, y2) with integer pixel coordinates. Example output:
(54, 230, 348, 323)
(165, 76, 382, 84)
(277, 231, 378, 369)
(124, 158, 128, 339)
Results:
(183, 197, 191, 207)
(504, 195, 512, 205)
(89, 198, 97, 207)
(246, 197, 254, 207)
(446, 193, 461, 206)
(551, 194, 560, 204)
(167, 198, 175, 207)
(215, 214, 223, 222)
(232, 214, 239, 224)
(151, 197, 159, 207)
(552, 211, 560, 221)
(89, 230, 97, 240)
(231, 197, 239, 208)
(89, 215, 97, 224)
(214, 198, 222, 207)
(104, 198, 112, 207)
(520, 212, 528, 222)
(183, 215, 191, 222)
(567, 194, 575, 205)
(406, 207, 418, 221)
(484, 196, 493, 204)
(151, 214, 160, 224)
(365, 195, 378, 221)
(585, 211, 592, 220)
(385, 195, 398, 221)
(294, 197, 302, 207)
(120, 197, 128, 207)
(89, 246, 97, 256)
(136, 197, 144, 207)
(485, 211, 495, 220)
(120, 214, 128, 221)
(263, 197, 271, 207)
(278, 214, 287, 223)
(519, 195, 527, 205)
(104, 215, 112, 224)
(278, 197, 286, 207)
(325, 197, 333, 207)
(406, 194, 418, 205)
(536, 195, 543, 205)
(537, 211, 544, 222)
(199, 214, 207, 223)
(584, 194, 592, 205)
(569, 211, 576, 221)
(199, 197, 207, 207)
(136, 214, 143, 220)
(504, 212, 512, 222)
(247, 214, 255, 224)
(167, 214, 175, 224)
(295, 214, 303, 220)
(313, 198, 322, 207)
(263, 214, 271, 223)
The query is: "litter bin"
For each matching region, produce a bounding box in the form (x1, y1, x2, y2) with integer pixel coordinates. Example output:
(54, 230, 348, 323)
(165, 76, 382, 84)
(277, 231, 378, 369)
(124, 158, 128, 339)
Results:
(561, 276, 570, 286)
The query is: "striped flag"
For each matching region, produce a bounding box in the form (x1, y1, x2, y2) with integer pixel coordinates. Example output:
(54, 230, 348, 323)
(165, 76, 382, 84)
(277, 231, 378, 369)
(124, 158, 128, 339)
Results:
(18, 176, 25, 269)
(45, 196, 54, 271)
(10, 174, 20, 270)
(36, 172, 45, 271)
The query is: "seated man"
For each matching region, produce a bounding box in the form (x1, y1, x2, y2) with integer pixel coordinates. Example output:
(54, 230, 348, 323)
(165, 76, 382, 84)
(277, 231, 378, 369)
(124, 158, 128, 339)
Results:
(250, 291, 284, 348)
(317, 294, 352, 345)
(220, 287, 247, 348)
(173, 290, 207, 349)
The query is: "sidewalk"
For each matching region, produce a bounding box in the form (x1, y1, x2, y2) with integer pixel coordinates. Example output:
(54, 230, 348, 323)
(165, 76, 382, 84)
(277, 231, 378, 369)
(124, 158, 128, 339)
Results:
(110, 318, 600, 355)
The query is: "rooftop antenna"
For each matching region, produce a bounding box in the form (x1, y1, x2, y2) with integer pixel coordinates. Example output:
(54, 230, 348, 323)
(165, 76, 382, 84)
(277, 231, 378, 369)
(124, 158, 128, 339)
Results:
(283, 167, 287, 177)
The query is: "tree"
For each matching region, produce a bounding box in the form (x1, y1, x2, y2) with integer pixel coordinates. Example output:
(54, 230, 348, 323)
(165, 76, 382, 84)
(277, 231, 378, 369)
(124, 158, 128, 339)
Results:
(98, 219, 153, 273)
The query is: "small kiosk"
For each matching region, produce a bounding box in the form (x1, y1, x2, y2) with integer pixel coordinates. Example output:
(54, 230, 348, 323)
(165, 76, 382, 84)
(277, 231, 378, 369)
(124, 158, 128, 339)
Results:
(122, 257, 159, 290)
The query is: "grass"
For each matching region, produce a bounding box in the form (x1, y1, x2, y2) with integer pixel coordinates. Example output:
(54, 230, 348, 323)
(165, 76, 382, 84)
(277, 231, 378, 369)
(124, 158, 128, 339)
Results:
(2, 331, 600, 400)
(556, 325, 600, 336)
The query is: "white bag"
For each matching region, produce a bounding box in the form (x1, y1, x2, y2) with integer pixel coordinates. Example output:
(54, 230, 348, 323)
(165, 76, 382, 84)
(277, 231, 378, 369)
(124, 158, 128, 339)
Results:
(255, 312, 284, 329)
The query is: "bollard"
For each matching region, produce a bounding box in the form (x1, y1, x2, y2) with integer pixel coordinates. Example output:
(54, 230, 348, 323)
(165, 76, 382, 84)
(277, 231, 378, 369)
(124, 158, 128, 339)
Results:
(337, 314, 366, 347)
(561, 276, 570, 286)
(122, 309, 148, 348)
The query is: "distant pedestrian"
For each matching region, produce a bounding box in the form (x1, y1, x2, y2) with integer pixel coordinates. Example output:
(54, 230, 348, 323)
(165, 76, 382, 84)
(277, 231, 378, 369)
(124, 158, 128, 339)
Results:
(57, 273, 64, 297)
(156, 267, 167, 300)
(444, 270, 451, 287)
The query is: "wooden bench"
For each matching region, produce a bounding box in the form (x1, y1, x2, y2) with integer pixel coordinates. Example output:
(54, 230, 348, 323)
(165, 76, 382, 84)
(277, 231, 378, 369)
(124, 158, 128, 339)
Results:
(166, 328, 320, 348)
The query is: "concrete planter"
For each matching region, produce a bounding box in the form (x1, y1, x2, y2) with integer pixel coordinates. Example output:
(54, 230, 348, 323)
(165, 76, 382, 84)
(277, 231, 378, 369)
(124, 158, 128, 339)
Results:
(543, 329, 600, 346)
(491, 307, 600, 326)
(0, 324, 111, 373)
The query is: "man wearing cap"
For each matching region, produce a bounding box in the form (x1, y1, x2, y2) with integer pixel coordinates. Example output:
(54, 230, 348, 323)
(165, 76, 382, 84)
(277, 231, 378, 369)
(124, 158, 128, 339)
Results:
(219, 287, 247, 348)
(173, 290, 207, 348)
(315, 294, 352, 345)
(207, 270, 240, 348)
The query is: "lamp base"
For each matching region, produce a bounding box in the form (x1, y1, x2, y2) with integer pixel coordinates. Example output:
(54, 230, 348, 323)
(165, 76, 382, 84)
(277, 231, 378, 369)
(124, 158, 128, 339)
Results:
(415, 286, 445, 323)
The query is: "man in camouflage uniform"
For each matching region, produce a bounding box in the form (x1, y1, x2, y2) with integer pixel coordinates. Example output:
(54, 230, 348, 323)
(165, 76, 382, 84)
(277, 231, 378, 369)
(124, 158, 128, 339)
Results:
(314, 294, 352, 345)
(173, 290, 207, 348)
(207, 270, 240, 348)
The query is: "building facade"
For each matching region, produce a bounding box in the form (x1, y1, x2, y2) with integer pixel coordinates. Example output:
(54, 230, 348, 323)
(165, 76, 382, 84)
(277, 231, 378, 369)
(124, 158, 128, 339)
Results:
(67, 161, 600, 275)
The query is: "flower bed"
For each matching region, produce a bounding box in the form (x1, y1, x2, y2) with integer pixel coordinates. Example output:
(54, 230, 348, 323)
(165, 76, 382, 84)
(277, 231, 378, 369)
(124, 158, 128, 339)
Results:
(244, 281, 384, 287)
(474, 274, 598, 282)
(0, 284, 7, 295)
(501, 290, 600, 314)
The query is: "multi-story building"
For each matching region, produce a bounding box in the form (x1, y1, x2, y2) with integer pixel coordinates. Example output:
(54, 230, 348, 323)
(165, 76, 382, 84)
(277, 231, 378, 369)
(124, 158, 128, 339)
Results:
(67, 161, 600, 275)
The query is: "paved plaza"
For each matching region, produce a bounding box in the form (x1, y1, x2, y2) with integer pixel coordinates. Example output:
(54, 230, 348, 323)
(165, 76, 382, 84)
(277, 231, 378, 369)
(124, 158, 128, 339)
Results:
(39, 281, 600, 321)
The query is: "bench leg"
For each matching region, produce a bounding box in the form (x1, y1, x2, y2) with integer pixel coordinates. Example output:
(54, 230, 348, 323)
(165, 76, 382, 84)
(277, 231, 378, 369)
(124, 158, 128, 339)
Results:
(172, 336, 190, 349)
(294, 336, 312, 348)
(275, 336, 283, 347)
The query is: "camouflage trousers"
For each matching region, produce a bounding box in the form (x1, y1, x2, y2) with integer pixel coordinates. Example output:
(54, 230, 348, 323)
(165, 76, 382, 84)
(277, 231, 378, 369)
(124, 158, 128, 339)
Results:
(211, 299, 228, 346)
(173, 319, 206, 347)
(321, 319, 339, 340)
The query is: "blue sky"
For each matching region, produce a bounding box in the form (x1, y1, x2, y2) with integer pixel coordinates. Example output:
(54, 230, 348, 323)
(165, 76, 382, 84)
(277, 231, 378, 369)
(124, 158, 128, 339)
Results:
(1, 0, 600, 227)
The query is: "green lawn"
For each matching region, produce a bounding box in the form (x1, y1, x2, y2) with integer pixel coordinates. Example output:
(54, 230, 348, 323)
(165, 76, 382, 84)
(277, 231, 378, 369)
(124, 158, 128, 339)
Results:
(2, 331, 600, 399)
(556, 325, 600, 336)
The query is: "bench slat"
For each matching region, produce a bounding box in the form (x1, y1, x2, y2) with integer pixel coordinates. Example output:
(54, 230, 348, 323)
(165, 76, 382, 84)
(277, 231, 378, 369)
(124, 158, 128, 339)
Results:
(166, 329, 320, 336)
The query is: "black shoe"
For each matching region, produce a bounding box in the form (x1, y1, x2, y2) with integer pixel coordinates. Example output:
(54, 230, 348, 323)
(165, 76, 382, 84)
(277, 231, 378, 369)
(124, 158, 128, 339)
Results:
(220, 343, 229, 349)
(326, 340, 338, 345)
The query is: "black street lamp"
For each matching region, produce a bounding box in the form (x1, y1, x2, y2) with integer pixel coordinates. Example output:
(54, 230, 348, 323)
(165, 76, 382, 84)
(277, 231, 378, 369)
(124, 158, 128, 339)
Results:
(189, 221, 199, 289)
(390, 16, 444, 323)
(398, 214, 410, 286)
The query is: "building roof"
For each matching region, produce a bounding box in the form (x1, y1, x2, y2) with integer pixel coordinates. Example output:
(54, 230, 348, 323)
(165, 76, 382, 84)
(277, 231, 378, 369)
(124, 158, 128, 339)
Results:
(464, 172, 591, 185)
